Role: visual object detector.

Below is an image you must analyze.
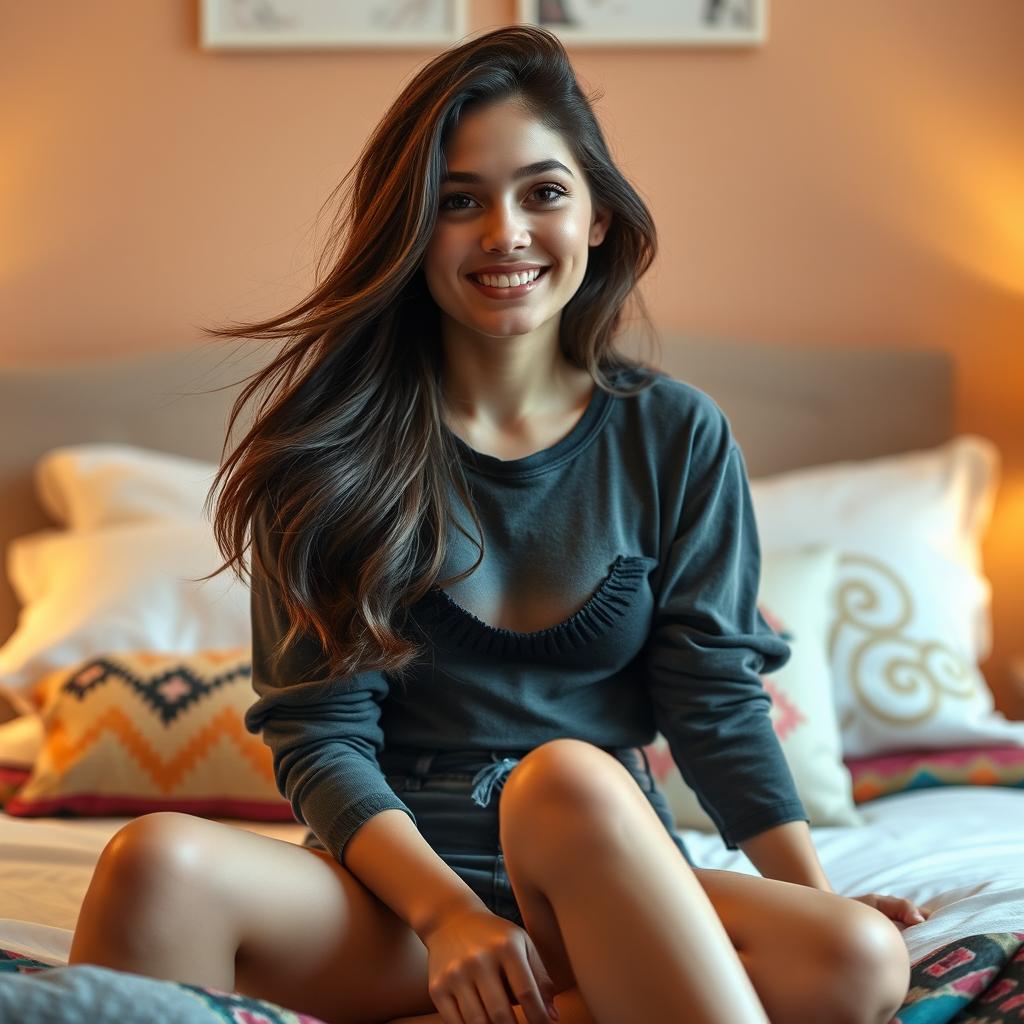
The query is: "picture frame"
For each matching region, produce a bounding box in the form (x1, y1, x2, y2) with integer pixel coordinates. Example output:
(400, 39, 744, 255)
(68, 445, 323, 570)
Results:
(515, 0, 767, 48)
(199, 0, 469, 51)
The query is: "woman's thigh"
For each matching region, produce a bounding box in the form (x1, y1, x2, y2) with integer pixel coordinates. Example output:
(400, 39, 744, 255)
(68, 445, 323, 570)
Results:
(691, 866, 911, 1019)
(77, 811, 437, 1024)
(693, 865, 861, 956)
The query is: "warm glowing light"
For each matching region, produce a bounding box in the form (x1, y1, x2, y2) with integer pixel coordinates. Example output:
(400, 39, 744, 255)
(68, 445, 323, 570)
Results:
(933, 151, 1024, 295)
(840, 31, 1024, 297)
(1000, 474, 1024, 537)
(0, 137, 52, 280)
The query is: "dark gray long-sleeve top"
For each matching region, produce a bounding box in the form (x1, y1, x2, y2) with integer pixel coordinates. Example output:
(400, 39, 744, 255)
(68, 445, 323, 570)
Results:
(244, 369, 809, 866)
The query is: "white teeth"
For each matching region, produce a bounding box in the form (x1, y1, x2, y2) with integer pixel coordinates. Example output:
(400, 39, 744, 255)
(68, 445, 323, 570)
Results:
(473, 267, 542, 288)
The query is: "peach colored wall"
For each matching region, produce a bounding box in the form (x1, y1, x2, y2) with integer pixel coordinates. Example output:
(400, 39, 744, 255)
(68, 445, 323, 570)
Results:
(2, 2, 1023, 715)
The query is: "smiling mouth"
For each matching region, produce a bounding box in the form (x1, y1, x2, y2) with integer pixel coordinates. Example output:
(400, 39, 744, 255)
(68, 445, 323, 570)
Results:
(466, 266, 551, 297)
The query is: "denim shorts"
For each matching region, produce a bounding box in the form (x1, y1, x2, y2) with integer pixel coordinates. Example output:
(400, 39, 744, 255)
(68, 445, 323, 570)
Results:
(302, 744, 695, 928)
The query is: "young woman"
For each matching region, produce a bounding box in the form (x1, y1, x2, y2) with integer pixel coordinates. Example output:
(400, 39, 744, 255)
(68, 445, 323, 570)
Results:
(69, 24, 928, 1024)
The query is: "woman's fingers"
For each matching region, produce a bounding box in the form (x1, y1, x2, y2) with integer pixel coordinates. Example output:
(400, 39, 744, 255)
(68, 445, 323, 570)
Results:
(466, 949, 557, 1024)
(871, 893, 930, 925)
(853, 892, 930, 921)
(475, 971, 523, 1024)
(433, 990, 467, 1024)
(905, 901, 929, 925)
(502, 946, 559, 1023)
(884, 895, 927, 922)
(422, 908, 559, 1023)
(902, 900, 928, 923)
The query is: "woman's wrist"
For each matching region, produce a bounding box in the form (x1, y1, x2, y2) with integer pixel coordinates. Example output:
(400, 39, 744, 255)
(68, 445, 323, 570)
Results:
(415, 892, 492, 942)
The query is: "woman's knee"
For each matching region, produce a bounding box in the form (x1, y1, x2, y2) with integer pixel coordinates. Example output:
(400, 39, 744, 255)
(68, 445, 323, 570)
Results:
(498, 739, 660, 879)
(72, 812, 239, 970)
(499, 740, 624, 846)
(501, 738, 631, 815)
(97, 811, 220, 893)
(815, 903, 911, 1024)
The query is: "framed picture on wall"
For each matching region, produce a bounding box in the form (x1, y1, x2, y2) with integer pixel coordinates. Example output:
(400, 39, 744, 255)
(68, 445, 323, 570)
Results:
(199, 0, 469, 51)
(516, 0, 767, 47)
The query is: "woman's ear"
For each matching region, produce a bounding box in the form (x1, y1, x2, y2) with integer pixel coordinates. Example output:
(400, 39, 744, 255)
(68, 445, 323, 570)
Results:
(589, 203, 612, 247)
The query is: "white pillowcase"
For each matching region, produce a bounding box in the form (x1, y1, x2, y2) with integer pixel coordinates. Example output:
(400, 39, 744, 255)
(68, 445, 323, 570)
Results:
(647, 545, 863, 832)
(749, 435, 1023, 758)
(0, 522, 250, 696)
(34, 444, 217, 530)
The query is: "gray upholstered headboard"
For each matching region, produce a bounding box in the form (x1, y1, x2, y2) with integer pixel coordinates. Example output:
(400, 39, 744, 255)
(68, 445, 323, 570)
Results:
(0, 337, 953, 647)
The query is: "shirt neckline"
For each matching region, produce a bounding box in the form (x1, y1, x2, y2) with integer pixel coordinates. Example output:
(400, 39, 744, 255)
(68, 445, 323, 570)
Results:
(445, 380, 613, 480)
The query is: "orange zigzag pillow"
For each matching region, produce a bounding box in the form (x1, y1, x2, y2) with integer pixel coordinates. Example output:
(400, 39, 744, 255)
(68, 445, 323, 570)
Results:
(5, 649, 295, 820)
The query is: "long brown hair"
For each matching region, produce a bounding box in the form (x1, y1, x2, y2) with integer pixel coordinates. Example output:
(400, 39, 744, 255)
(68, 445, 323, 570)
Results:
(197, 24, 660, 687)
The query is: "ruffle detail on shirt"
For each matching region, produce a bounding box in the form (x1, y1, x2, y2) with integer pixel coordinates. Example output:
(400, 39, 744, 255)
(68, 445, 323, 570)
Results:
(410, 555, 658, 658)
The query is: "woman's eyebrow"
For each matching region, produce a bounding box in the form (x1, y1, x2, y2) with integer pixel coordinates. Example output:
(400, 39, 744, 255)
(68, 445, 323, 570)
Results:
(441, 159, 575, 184)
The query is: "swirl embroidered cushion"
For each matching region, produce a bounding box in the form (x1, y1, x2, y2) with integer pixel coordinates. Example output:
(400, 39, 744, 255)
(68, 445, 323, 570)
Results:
(644, 545, 864, 832)
(748, 436, 1024, 759)
(4, 649, 292, 819)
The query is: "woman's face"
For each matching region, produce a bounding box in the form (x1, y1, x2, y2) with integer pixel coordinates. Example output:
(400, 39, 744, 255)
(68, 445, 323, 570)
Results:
(422, 98, 611, 344)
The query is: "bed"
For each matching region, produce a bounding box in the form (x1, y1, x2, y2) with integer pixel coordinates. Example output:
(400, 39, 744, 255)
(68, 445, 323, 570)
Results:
(0, 338, 1022, 1023)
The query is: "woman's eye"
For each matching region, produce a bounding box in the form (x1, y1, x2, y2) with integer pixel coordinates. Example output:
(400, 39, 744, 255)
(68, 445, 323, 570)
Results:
(439, 183, 569, 212)
(440, 193, 476, 212)
(532, 184, 569, 203)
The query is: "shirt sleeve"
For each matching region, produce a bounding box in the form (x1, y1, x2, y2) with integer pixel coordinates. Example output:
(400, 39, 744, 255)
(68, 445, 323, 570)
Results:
(243, 510, 417, 866)
(643, 400, 809, 850)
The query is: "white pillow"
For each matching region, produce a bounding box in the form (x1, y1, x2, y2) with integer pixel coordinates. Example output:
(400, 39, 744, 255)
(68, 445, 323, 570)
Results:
(748, 435, 1024, 758)
(34, 444, 217, 530)
(645, 545, 863, 831)
(0, 522, 250, 697)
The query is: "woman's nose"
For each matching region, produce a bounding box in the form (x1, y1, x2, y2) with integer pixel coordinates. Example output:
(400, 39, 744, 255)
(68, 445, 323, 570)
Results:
(481, 203, 530, 253)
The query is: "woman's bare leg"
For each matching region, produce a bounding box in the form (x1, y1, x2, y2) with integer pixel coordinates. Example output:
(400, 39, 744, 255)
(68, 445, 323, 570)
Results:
(497, 740, 909, 1024)
(70, 816, 238, 990)
(498, 740, 770, 1024)
(69, 811, 439, 1024)
(689, 868, 910, 1024)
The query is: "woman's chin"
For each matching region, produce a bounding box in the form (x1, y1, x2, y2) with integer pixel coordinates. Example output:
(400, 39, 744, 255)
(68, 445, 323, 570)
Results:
(459, 315, 549, 340)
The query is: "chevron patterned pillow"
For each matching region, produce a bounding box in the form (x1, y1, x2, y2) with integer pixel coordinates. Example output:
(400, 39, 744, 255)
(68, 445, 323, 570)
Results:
(4, 649, 295, 820)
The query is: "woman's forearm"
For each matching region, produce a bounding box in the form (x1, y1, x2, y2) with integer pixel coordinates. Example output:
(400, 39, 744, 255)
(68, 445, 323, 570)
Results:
(343, 809, 490, 941)
(737, 820, 834, 891)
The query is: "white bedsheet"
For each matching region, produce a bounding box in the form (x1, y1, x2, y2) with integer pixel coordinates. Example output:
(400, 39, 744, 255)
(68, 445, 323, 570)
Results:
(1, 786, 1021, 970)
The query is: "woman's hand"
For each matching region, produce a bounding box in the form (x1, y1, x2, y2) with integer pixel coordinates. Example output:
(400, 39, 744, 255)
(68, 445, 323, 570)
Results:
(422, 906, 559, 1024)
(850, 892, 932, 931)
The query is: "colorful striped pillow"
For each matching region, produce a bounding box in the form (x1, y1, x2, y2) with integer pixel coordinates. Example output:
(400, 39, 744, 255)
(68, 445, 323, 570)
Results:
(844, 746, 1024, 803)
(4, 649, 294, 820)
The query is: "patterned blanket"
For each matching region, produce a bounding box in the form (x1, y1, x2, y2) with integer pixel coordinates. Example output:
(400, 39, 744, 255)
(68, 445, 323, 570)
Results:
(0, 948, 326, 1023)
(895, 933, 1024, 1024)
(2, 932, 1023, 1023)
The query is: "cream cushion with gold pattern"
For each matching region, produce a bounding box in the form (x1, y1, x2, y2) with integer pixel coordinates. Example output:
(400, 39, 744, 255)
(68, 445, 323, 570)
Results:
(749, 436, 1024, 758)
